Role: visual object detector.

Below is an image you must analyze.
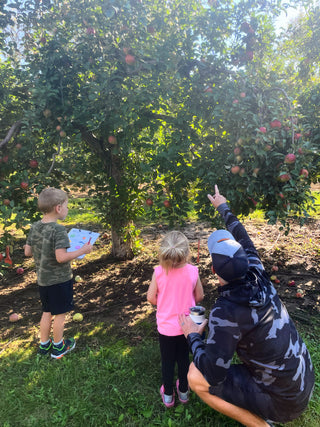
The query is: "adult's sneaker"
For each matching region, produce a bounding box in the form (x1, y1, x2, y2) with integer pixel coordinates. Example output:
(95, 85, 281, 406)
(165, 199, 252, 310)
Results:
(51, 338, 76, 359)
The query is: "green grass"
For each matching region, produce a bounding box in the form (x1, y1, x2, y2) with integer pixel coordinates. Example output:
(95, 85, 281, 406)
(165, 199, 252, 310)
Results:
(0, 324, 319, 427)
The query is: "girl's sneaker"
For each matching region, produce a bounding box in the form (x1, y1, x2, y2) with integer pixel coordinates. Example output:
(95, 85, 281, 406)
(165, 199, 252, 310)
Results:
(38, 338, 52, 355)
(160, 385, 175, 408)
(51, 338, 76, 359)
(176, 379, 189, 403)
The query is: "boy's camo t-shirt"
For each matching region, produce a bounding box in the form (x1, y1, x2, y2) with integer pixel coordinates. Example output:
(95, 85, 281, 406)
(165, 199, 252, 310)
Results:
(26, 221, 73, 286)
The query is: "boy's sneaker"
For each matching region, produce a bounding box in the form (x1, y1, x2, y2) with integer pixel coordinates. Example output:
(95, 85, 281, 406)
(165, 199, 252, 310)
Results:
(160, 384, 175, 408)
(38, 338, 52, 355)
(176, 379, 189, 403)
(51, 338, 76, 359)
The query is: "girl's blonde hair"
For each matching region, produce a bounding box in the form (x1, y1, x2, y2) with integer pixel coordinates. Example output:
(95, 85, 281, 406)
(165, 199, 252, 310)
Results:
(38, 187, 68, 214)
(159, 231, 190, 272)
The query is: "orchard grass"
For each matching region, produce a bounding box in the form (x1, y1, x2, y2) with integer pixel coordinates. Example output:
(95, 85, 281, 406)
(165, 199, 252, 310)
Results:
(0, 321, 319, 427)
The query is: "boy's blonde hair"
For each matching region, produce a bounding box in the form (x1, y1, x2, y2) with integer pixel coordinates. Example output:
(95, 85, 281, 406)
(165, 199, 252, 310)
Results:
(159, 231, 190, 272)
(38, 187, 68, 214)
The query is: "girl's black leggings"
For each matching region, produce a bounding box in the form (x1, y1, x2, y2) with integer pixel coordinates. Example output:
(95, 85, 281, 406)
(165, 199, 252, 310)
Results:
(158, 332, 190, 395)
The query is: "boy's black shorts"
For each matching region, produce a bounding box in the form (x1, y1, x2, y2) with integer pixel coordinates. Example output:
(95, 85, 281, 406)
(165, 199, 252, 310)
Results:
(209, 364, 312, 423)
(39, 279, 74, 315)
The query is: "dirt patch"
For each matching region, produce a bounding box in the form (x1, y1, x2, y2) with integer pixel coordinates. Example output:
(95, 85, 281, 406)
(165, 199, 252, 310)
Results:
(1, 218, 320, 351)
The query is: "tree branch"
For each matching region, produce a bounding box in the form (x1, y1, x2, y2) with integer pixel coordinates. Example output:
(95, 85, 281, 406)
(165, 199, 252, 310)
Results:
(0, 121, 22, 149)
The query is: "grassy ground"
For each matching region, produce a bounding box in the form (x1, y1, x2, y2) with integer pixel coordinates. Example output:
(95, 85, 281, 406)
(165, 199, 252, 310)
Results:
(1, 190, 319, 427)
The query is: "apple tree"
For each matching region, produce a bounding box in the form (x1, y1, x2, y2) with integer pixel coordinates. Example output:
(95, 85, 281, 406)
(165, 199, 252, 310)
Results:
(1, 0, 318, 260)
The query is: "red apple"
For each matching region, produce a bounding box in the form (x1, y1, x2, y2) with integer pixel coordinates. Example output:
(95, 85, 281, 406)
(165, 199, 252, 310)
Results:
(2, 155, 9, 163)
(233, 147, 241, 156)
(29, 159, 38, 168)
(288, 280, 295, 287)
(240, 92, 246, 98)
(239, 168, 245, 177)
(108, 135, 117, 145)
(3, 199, 10, 206)
(16, 267, 24, 275)
(232, 99, 239, 104)
(56, 125, 62, 131)
(299, 168, 309, 178)
(125, 54, 135, 65)
(278, 173, 291, 182)
(146, 198, 153, 206)
(298, 147, 304, 154)
(59, 130, 66, 138)
(278, 192, 285, 199)
(163, 200, 171, 208)
(204, 87, 213, 93)
(16, 143, 22, 150)
(9, 313, 19, 322)
(258, 126, 267, 133)
(20, 181, 29, 190)
(231, 165, 240, 174)
(296, 292, 303, 298)
(294, 133, 302, 140)
(270, 119, 281, 128)
(272, 265, 278, 272)
(275, 279, 280, 284)
(284, 153, 296, 164)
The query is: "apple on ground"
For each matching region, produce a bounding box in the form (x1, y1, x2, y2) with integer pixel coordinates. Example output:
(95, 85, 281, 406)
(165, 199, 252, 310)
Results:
(271, 265, 278, 272)
(288, 280, 295, 287)
(270, 275, 277, 282)
(74, 275, 82, 282)
(16, 267, 24, 275)
(9, 313, 19, 322)
(108, 135, 117, 145)
(163, 200, 171, 208)
(146, 198, 153, 206)
(73, 313, 83, 322)
(296, 292, 303, 298)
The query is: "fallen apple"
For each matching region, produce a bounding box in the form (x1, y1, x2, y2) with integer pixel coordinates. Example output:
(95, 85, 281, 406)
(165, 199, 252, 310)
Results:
(73, 313, 83, 322)
(271, 265, 278, 272)
(288, 280, 295, 287)
(74, 275, 82, 282)
(16, 267, 24, 275)
(270, 275, 277, 282)
(9, 313, 19, 322)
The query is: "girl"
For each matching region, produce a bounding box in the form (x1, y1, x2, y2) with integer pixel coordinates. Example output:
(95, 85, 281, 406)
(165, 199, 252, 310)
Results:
(147, 231, 204, 407)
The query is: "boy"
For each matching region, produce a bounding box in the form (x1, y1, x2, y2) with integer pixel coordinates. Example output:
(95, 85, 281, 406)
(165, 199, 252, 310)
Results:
(179, 185, 314, 427)
(25, 187, 93, 359)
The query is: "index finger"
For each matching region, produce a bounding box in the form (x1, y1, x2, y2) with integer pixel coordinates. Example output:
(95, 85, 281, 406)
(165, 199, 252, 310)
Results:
(215, 184, 220, 195)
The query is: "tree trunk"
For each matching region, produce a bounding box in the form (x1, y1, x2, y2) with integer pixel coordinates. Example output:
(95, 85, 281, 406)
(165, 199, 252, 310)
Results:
(111, 227, 134, 260)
